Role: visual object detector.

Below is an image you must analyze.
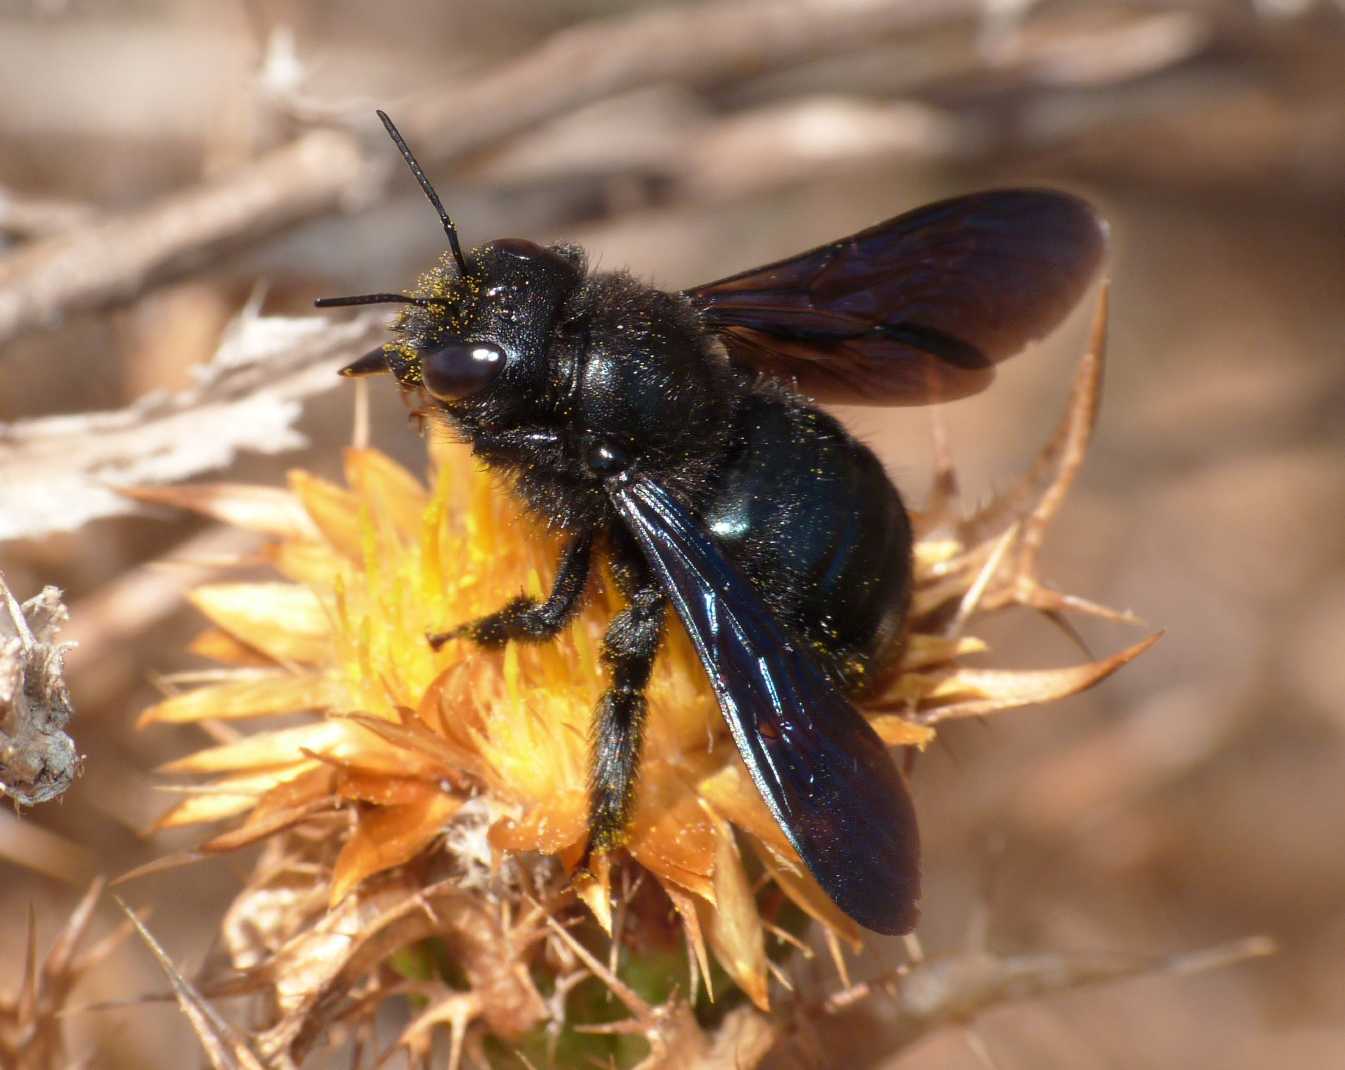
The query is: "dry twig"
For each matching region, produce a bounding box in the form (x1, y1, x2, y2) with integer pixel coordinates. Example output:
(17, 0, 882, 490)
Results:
(116, 897, 267, 1070)
(0, 132, 365, 345)
(0, 0, 984, 347)
(0, 187, 94, 241)
(817, 935, 1276, 1051)
(0, 310, 382, 541)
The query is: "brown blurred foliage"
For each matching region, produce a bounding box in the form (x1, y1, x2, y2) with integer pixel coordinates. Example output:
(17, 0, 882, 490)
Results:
(1, 1, 1343, 1066)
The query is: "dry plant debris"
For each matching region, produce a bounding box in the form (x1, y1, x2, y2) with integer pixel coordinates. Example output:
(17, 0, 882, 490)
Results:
(0, 880, 126, 1069)
(0, 574, 78, 806)
(0, 309, 384, 541)
(0, 0, 986, 347)
(116, 897, 267, 1070)
(129, 293, 1184, 1066)
(0, 0, 1272, 353)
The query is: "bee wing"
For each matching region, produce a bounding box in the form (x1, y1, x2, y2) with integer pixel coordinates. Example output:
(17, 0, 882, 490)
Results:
(685, 189, 1106, 406)
(609, 474, 919, 934)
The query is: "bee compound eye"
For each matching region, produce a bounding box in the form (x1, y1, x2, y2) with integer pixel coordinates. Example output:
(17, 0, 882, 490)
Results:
(421, 340, 506, 401)
(491, 238, 546, 261)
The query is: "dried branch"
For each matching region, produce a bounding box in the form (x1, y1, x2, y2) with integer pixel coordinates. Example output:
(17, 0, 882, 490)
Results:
(473, 8, 1219, 201)
(0, 810, 96, 884)
(0, 575, 78, 806)
(0, 187, 94, 241)
(394, 0, 984, 155)
(817, 935, 1276, 1052)
(116, 897, 267, 1070)
(0, 310, 382, 541)
(0, 0, 985, 348)
(0, 132, 366, 345)
(0, 1, 1333, 349)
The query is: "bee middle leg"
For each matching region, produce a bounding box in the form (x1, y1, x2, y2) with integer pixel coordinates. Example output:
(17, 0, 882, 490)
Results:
(587, 583, 666, 852)
(429, 530, 593, 648)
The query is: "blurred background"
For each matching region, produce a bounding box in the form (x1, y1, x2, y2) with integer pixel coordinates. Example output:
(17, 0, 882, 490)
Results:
(1, 0, 1343, 1066)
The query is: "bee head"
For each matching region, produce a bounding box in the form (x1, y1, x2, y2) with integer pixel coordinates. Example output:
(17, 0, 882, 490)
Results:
(317, 112, 585, 410)
(401, 239, 584, 401)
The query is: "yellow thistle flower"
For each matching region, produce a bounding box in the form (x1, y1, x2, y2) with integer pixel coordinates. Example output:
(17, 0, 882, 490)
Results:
(135, 293, 1155, 1062)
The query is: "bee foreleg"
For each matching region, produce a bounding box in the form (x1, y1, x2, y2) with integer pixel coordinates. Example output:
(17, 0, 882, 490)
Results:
(429, 529, 593, 648)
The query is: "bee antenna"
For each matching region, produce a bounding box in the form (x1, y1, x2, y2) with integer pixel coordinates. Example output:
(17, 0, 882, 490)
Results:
(314, 293, 452, 309)
(376, 109, 470, 277)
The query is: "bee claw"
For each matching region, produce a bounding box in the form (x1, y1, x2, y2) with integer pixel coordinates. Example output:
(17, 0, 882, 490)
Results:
(426, 627, 466, 651)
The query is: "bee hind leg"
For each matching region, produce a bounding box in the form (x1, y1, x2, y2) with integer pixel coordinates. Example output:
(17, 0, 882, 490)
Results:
(586, 584, 666, 854)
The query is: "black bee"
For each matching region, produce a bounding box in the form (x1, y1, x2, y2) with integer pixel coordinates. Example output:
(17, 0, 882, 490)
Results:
(317, 111, 1106, 934)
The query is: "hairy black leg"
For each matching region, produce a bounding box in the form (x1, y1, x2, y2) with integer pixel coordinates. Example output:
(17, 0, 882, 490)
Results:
(587, 583, 666, 851)
(428, 529, 593, 649)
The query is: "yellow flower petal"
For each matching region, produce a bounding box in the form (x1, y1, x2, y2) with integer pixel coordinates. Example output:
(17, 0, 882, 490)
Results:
(188, 583, 331, 664)
(574, 851, 614, 935)
(140, 674, 335, 727)
(899, 632, 987, 670)
(160, 719, 350, 772)
(658, 878, 714, 1002)
(247, 764, 338, 824)
(698, 763, 794, 861)
(343, 448, 428, 543)
(204, 770, 337, 851)
(155, 761, 322, 828)
(121, 482, 318, 538)
(338, 712, 479, 782)
(489, 792, 586, 855)
(336, 768, 450, 806)
(330, 790, 463, 905)
(753, 841, 862, 951)
(628, 760, 716, 900)
(268, 539, 350, 589)
(701, 817, 768, 1012)
(869, 714, 936, 749)
(288, 469, 364, 560)
(155, 792, 259, 828)
(188, 627, 276, 666)
(922, 633, 1163, 723)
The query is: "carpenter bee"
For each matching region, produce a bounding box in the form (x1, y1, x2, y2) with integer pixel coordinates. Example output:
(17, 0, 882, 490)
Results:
(317, 111, 1107, 934)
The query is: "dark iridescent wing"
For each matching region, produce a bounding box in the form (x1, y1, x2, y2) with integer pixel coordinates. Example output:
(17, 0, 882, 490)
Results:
(685, 189, 1106, 405)
(610, 474, 919, 934)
